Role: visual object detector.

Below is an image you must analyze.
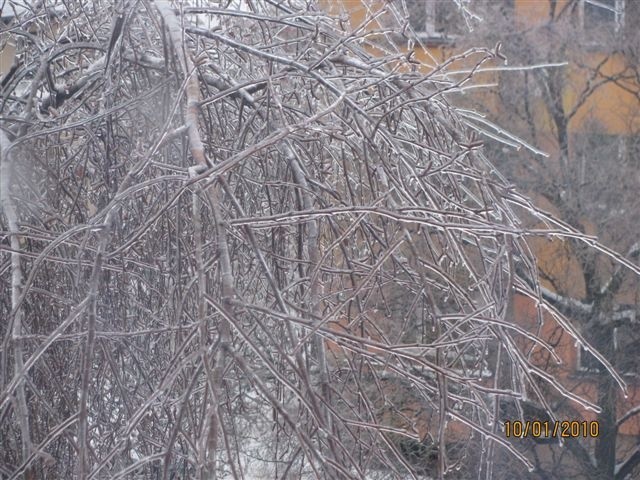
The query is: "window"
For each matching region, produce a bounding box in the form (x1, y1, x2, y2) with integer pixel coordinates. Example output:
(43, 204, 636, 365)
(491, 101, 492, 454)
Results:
(578, 323, 639, 376)
(577, 341, 606, 373)
(570, 130, 639, 225)
(573, 131, 640, 171)
(583, 0, 625, 34)
(395, 0, 465, 40)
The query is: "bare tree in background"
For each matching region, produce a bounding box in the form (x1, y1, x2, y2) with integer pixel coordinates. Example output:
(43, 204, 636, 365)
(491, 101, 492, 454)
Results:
(453, 1, 640, 478)
(1, 1, 637, 479)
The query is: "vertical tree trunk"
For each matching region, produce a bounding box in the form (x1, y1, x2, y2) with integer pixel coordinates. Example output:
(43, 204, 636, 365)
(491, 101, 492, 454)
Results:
(594, 325, 617, 479)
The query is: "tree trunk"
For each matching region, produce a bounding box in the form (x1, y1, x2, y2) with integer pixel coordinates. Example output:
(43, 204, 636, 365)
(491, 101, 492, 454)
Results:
(593, 325, 617, 479)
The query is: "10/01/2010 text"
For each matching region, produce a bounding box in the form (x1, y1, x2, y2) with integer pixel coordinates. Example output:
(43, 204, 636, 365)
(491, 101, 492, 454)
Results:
(504, 420, 599, 439)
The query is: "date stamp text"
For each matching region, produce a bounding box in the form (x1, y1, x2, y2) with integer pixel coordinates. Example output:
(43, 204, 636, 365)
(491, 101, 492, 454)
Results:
(504, 420, 599, 439)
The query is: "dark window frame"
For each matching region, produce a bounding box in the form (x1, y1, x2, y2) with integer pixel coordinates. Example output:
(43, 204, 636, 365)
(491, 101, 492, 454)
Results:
(393, 0, 465, 42)
(577, 323, 639, 376)
(582, 0, 625, 34)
